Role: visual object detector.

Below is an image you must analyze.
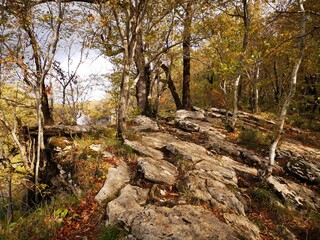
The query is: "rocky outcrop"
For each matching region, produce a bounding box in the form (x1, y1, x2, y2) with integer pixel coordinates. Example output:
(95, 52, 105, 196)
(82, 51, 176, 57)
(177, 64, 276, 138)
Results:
(130, 205, 238, 240)
(95, 110, 319, 239)
(166, 140, 214, 163)
(137, 157, 178, 185)
(267, 175, 319, 210)
(107, 185, 239, 240)
(185, 170, 246, 215)
(125, 139, 164, 160)
(286, 159, 320, 184)
(95, 162, 130, 203)
(106, 185, 149, 226)
(223, 213, 261, 240)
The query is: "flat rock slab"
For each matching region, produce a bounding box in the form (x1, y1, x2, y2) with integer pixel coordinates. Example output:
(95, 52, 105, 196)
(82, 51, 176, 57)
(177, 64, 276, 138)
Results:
(130, 205, 238, 240)
(267, 176, 320, 210)
(223, 213, 261, 240)
(219, 156, 258, 176)
(166, 140, 213, 163)
(138, 157, 178, 185)
(194, 159, 238, 186)
(125, 140, 164, 160)
(186, 170, 246, 215)
(141, 132, 177, 150)
(95, 162, 130, 204)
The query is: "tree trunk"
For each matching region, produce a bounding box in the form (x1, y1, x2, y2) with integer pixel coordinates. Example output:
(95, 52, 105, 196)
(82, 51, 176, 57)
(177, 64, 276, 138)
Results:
(253, 86, 259, 114)
(6, 176, 13, 225)
(161, 64, 182, 110)
(134, 25, 152, 115)
(41, 81, 54, 125)
(228, 0, 250, 131)
(268, 0, 305, 173)
(182, 1, 192, 110)
(116, 53, 132, 140)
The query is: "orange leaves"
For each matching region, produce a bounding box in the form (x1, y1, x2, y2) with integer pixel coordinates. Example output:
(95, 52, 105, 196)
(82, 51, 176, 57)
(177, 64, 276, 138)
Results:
(53, 196, 101, 240)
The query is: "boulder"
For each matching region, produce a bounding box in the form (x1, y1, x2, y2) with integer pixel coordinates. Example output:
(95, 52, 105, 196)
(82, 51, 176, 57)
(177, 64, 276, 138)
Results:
(137, 157, 178, 185)
(175, 119, 200, 132)
(185, 170, 246, 215)
(107, 185, 150, 226)
(132, 115, 160, 132)
(223, 213, 261, 240)
(95, 162, 130, 204)
(267, 176, 320, 210)
(124, 140, 164, 160)
(130, 205, 238, 240)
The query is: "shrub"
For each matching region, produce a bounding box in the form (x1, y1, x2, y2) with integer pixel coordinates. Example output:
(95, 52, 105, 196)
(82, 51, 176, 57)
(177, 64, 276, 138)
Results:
(97, 224, 127, 240)
(239, 128, 272, 149)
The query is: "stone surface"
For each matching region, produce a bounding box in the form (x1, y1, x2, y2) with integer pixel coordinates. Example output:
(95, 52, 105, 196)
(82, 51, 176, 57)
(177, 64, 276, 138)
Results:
(175, 109, 205, 121)
(125, 140, 164, 160)
(267, 176, 320, 210)
(95, 163, 130, 204)
(141, 132, 177, 150)
(130, 205, 238, 240)
(137, 157, 178, 185)
(185, 170, 246, 215)
(133, 115, 160, 132)
(166, 140, 213, 163)
(107, 185, 150, 226)
(223, 213, 261, 240)
(286, 159, 320, 184)
(219, 156, 258, 176)
(194, 159, 238, 186)
(175, 119, 200, 132)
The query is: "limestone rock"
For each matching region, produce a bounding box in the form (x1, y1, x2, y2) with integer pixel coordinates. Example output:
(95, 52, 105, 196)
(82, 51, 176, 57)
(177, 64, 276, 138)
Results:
(267, 176, 320, 210)
(219, 156, 258, 176)
(194, 159, 238, 186)
(125, 139, 164, 160)
(286, 159, 320, 184)
(175, 109, 205, 121)
(133, 115, 159, 132)
(95, 163, 130, 204)
(176, 119, 200, 132)
(141, 132, 176, 150)
(130, 205, 238, 240)
(208, 136, 264, 166)
(223, 213, 260, 240)
(137, 157, 178, 185)
(107, 185, 149, 226)
(186, 170, 246, 215)
(166, 140, 213, 163)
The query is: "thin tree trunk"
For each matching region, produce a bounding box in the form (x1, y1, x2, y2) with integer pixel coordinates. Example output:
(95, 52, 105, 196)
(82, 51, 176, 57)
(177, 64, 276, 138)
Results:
(117, 53, 132, 140)
(6, 176, 13, 225)
(161, 64, 182, 110)
(268, 0, 305, 172)
(135, 27, 149, 114)
(228, 0, 250, 131)
(182, 1, 192, 110)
